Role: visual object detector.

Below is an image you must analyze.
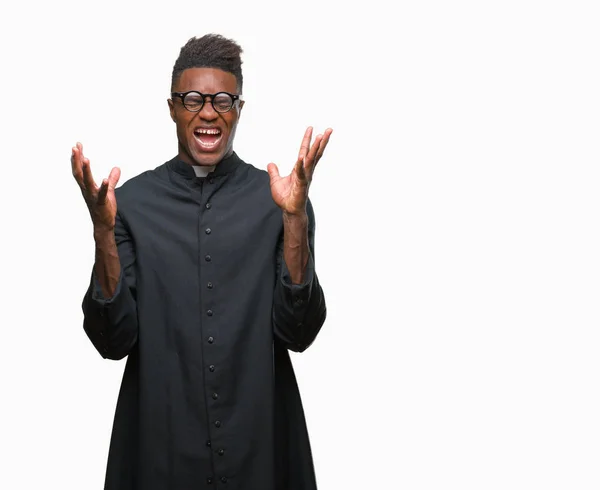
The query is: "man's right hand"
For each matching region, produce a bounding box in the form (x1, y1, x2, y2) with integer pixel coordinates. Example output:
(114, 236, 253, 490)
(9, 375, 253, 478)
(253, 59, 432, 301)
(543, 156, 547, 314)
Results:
(71, 142, 121, 232)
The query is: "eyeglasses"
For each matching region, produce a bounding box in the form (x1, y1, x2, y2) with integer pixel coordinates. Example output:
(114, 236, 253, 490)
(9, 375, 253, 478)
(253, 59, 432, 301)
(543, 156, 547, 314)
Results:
(171, 91, 242, 114)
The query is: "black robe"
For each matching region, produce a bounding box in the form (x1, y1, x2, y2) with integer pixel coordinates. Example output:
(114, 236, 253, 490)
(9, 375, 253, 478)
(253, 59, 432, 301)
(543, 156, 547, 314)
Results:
(81, 152, 326, 490)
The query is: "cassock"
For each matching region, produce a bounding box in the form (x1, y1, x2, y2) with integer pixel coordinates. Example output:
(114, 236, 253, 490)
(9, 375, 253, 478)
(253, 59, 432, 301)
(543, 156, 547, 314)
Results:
(81, 152, 326, 490)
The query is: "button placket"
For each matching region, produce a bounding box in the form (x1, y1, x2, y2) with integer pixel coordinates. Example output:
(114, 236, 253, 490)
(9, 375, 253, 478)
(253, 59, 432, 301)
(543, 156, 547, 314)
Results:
(201, 195, 223, 483)
(203, 211, 217, 379)
(201, 180, 233, 485)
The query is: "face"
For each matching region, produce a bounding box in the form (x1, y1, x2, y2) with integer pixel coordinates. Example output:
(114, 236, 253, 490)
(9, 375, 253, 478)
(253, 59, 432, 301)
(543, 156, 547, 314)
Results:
(168, 67, 244, 166)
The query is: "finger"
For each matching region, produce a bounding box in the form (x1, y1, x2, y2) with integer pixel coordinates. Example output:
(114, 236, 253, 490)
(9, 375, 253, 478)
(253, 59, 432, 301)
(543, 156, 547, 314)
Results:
(107, 167, 121, 191)
(294, 156, 307, 183)
(98, 179, 109, 205)
(304, 134, 323, 172)
(76, 141, 86, 176)
(314, 128, 333, 164)
(267, 162, 281, 184)
(81, 155, 97, 192)
(71, 146, 83, 185)
(297, 127, 313, 161)
(98, 167, 121, 205)
(77, 142, 97, 191)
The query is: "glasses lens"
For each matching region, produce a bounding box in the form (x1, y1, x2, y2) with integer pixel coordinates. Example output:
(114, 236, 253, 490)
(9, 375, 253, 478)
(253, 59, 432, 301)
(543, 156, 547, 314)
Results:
(213, 93, 234, 113)
(183, 93, 204, 111)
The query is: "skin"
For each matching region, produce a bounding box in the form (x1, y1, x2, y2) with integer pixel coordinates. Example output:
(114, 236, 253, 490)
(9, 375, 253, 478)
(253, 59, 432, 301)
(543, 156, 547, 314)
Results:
(71, 66, 332, 295)
(168, 67, 244, 167)
(268, 126, 333, 283)
(71, 141, 121, 298)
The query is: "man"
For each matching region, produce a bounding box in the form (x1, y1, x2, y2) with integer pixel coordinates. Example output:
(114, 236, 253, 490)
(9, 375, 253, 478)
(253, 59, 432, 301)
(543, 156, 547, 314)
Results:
(71, 34, 332, 490)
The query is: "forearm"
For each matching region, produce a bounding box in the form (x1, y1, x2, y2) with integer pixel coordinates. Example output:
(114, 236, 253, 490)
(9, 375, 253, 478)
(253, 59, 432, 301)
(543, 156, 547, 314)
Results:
(82, 273, 138, 360)
(82, 216, 138, 360)
(282, 211, 309, 285)
(272, 256, 326, 352)
(93, 228, 121, 299)
(273, 201, 326, 352)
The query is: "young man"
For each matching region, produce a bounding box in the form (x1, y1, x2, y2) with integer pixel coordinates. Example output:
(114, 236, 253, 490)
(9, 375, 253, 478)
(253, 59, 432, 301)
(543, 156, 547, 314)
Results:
(71, 34, 332, 490)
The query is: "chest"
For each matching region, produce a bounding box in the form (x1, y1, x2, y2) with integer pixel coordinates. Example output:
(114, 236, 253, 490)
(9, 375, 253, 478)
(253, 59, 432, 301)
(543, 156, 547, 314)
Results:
(126, 178, 283, 280)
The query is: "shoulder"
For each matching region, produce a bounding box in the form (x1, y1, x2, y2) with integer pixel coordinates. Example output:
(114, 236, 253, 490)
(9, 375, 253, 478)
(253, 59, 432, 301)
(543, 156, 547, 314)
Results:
(114, 161, 171, 207)
(230, 158, 273, 200)
(233, 159, 270, 185)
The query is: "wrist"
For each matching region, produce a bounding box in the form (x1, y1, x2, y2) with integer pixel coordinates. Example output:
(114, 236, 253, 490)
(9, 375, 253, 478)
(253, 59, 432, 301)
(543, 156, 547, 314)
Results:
(93, 225, 115, 243)
(282, 210, 308, 225)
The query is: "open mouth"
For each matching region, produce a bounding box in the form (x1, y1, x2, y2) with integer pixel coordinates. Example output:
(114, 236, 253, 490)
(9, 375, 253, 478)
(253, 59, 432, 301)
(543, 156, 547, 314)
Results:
(193, 127, 223, 151)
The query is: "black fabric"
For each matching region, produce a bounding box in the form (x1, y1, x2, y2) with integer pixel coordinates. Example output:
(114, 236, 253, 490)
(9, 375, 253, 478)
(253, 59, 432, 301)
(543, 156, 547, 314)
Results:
(81, 152, 326, 490)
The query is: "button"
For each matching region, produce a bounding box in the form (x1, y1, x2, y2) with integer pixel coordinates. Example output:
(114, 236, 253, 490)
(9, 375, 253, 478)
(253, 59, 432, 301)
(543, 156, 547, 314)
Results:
(212, 393, 218, 400)
(205, 228, 211, 235)
(206, 440, 211, 447)
(214, 420, 221, 428)
(209, 178, 214, 184)
(206, 477, 213, 484)
(218, 449, 225, 456)
(205, 255, 212, 262)
(220, 477, 227, 484)
(295, 298, 304, 305)
(206, 202, 212, 209)
(207, 282, 213, 289)
(207, 309, 213, 317)
(99, 331, 104, 337)
(297, 322, 303, 328)
(209, 365, 215, 372)
(208, 336, 214, 344)
(102, 346, 108, 353)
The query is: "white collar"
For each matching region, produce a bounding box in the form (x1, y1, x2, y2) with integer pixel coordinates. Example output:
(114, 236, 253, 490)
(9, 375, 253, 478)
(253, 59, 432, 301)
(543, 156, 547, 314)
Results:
(193, 165, 216, 177)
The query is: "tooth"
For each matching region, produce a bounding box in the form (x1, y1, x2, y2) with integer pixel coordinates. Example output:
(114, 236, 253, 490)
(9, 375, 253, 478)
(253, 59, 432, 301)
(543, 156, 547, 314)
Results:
(194, 129, 221, 136)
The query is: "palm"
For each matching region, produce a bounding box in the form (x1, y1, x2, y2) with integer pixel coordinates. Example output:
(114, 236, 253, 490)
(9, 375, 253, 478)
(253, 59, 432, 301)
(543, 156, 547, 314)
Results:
(267, 127, 332, 215)
(95, 188, 118, 229)
(270, 170, 306, 212)
(71, 142, 121, 230)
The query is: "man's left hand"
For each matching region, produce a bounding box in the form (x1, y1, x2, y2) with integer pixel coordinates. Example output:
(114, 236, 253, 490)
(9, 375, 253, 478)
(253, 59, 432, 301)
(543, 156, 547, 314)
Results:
(267, 126, 332, 215)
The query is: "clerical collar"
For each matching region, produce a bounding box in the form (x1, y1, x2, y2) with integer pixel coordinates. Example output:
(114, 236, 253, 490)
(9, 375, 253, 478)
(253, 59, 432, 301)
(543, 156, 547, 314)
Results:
(168, 151, 243, 179)
(193, 165, 215, 177)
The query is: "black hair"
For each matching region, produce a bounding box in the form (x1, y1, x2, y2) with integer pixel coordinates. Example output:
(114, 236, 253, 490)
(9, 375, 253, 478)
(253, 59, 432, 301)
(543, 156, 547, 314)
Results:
(171, 34, 243, 91)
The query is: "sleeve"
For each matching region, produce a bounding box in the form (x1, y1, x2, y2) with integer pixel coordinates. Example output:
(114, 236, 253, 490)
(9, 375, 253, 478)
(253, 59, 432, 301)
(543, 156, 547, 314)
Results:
(272, 199, 327, 353)
(81, 211, 138, 360)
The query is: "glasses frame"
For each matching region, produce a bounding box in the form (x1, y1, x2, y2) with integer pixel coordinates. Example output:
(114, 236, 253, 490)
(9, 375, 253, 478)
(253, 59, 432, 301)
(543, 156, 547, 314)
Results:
(170, 91, 243, 113)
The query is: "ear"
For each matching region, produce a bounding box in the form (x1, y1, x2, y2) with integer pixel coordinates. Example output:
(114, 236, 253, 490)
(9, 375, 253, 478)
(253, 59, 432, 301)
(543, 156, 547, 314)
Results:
(167, 98, 176, 123)
(237, 100, 245, 118)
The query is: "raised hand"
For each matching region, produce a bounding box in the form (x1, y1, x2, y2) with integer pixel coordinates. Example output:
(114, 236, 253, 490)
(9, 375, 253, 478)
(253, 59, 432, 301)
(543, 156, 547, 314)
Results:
(267, 126, 332, 215)
(71, 142, 121, 232)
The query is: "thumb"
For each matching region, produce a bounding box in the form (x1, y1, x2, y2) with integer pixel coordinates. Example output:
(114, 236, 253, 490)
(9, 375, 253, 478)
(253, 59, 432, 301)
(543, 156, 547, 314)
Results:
(267, 163, 280, 183)
(108, 167, 121, 191)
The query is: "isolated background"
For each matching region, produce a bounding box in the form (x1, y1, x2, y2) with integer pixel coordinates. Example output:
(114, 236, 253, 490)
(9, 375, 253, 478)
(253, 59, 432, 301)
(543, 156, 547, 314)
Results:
(1, 1, 599, 489)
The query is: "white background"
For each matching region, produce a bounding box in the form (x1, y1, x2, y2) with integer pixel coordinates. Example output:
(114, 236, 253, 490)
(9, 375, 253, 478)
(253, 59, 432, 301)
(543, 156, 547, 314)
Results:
(0, 1, 599, 489)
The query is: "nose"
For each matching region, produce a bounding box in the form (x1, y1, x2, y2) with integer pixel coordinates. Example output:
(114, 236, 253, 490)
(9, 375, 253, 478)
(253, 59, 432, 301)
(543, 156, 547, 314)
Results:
(198, 97, 218, 121)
